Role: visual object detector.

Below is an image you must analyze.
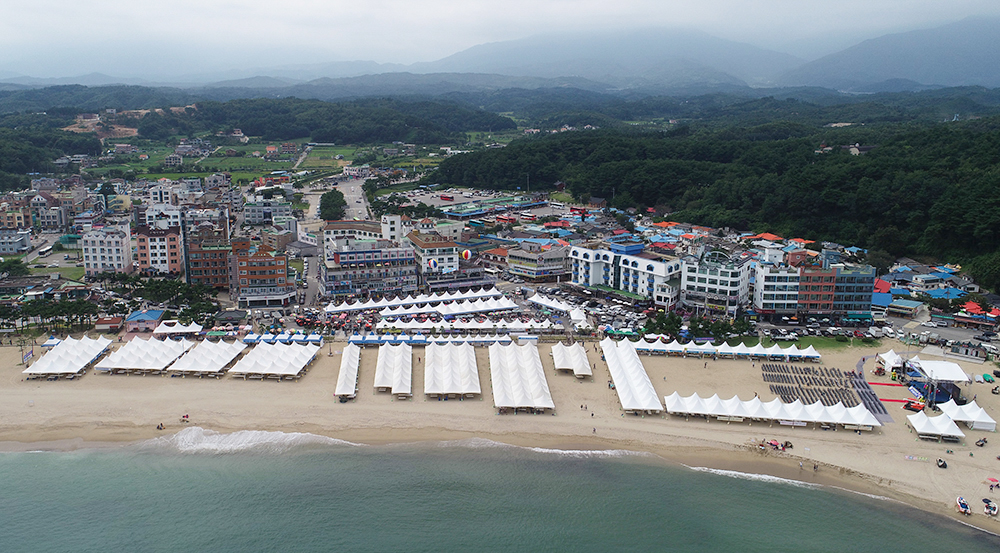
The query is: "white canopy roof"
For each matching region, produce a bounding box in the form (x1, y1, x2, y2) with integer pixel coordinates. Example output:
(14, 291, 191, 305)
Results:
(877, 349, 905, 369)
(664, 392, 882, 427)
(376, 317, 556, 332)
(551, 342, 592, 377)
(424, 343, 481, 395)
(229, 342, 320, 378)
(167, 340, 247, 374)
(907, 411, 966, 438)
(909, 357, 970, 383)
(153, 320, 203, 335)
(488, 343, 554, 409)
(378, 297, 518, 318)
(600, 338, 662, 412)
(23, 335, 112, 375)
(335, 344, 361, 397)
(374, 343, 412, 396)
(529, 294, 573, 313)
(95, 337, 194, 371)
(326, 287, 503, 313)
(937, 399, 997, 431)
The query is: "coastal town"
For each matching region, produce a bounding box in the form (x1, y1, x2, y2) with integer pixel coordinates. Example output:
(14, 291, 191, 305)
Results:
(2, 163, 1000, 527)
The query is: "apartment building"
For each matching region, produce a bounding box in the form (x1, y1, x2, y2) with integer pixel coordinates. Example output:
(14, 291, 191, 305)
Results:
(228, 240, 295, 308)
(507, 242, 569, 281)
(135, 226, 183, 275)
(319, 237, 417, 298)
(243, 197, 292, 225)
(679, 251, 753, 317)
(0, 229, 31, 254)
(569, 241, 682, 308)
(406, 231, 491, 292)
(752, 264, 801, 320)
(82, 226, 133, 276)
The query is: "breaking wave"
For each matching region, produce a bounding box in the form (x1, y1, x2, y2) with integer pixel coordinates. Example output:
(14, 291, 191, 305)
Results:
(135, 427, 362, 454)
(438, 437, 653, 458)
(685, 465, 819, 489)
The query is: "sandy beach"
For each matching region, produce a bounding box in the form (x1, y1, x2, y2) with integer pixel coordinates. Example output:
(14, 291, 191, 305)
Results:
(2, 338, 999, 532)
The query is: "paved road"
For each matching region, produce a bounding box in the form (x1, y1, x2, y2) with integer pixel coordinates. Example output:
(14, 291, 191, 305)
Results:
(337, 178, 370, 220)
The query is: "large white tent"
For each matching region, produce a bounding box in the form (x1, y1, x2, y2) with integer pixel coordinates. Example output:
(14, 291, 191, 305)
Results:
(551, 342, 592, 377)
(907, 411, 966, 439)
(326, 287, 503, 313)
(600, 338, 662, 412)
(376, 317, 557, 332)
(909, 357, 970, 383)
(632, 339, 820, 361)
(229, 342, 320, 379)
(379, 297, 518, 318)
(424, 342, 481, 396)
(95, 337, 195, 373)
(374, 343, 413, 397)
(22, 335, 112, 377)
(336, 344, 361, 398)
(937, 399, 997, 431)
(529, 294, 573, 313)
(152, 320, 204, 335)
(166, 340, 248, 376)
(488, 343, 554, 410)
(664, 392, 882, 428)
(876, 349, 905, 370)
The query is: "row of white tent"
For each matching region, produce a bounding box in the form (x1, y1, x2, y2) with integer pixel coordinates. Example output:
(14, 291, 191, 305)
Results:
(152, 320, 204, 335)
(424, 342, 481, 397)
(229, 342, 321, 379)
(489, 343, 554, 410)
(664, 392, 882, 428)
(876, 350, 970, 383)
(23, 335, 112, 376)
(551, 342, 592, 378)
(528, 294, 573, 314)
(326, 288, 503, 313)
(243, 332, 324, 344)
(336, 344, 361, 397)
(907, 411, 966, 439)
(95, 337, 195, 373)
(166, 340, 248, 376)
(938, 399, 996, 431)
(375, 318, 558, 332)
(601, 338, 663, 412)
(378, 297, 519, 318)
(349, 332, 524, 345)
(633, 338, 821, 360)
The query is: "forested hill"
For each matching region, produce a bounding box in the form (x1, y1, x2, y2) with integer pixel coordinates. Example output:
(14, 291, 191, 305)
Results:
(0, 128, 101, 190)
(428, 120, 1000, 288)
(135, 97, 516, 143)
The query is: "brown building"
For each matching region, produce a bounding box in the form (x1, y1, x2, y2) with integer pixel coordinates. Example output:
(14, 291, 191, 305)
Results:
(135, 226, 184, 275)
(228, 239, 295, 308)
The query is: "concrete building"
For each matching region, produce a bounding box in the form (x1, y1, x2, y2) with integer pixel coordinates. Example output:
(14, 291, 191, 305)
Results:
(319, 237, 417, 298)
(797, 265, 837, 317)
(380, 214, 413, 242)
(82, 225, 133, 276)
(0, 205, 31, 229)
(507, 242, 569, 281)
(243, 197, 292, 225)
(752, 264, 801, 321)
(569, 241, 682, 308)
(0, 229, 31, 254)
(679, 251, 752, 317)
(323, 220, 383, 242)
(832, 263, 876, 322)
(261, 227, 295, 252)
(406, 231, 492, 292)
(228, 240, 295, 308)
(135, 226, 184, 275)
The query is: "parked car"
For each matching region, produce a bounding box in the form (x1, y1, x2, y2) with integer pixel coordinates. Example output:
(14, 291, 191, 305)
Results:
(920, 321, 937, 327)
(974, 334, 993, 342)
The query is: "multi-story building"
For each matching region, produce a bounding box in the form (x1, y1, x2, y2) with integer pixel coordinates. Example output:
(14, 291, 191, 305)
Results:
(323, 220, 383, 242)
(0, 229, 31, 254)
(569, 241, 682, 308)
(135, 226, 184, 275)
(319, 238, 417, 298)
(228, 240, 295, 308)
(38, 206, 70, 231)
(380, 214, 413, 242)
(752, 264, 801, 321)
(187, 241, 231, 289)
(243, 197, 292, 225)
(832, 263, 876, 322)
(204, 173, 231, 190)
(262, 227, 294, 252)
(163, 154, 183, 167)
(406, 231, 492, 292)
(148, 184, 176, 205)
(143, 203, 184, 228)
(0, 205, 31, 229)
(507, 242, 569, 281)
(797, 264, 837, 317)
(82, 225, 133, 276)
(679, 251, 752, 317)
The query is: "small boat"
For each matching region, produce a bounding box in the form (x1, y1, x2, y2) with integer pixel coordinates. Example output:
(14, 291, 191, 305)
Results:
(957, 496, 972, 515)
(937, 458, 947, 469)
(984, 499, 998, 516)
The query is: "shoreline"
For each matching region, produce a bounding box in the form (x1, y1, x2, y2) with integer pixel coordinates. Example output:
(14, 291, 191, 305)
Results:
(3, 340, 1000, 535)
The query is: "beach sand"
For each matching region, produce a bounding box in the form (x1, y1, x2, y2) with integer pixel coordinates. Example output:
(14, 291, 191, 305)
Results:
(2, 338, 999, 531)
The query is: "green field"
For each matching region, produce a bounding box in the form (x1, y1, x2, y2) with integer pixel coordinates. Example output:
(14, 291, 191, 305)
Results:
(29, 266, 85, 281)
(549, 191, 575, 203)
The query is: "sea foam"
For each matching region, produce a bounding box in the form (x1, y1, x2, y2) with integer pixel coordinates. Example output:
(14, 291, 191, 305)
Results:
(439, 437, 652, 459)
(685, 465, 819, 489)
(137, 427, 362, 454)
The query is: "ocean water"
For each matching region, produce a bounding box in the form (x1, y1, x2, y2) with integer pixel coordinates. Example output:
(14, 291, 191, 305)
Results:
(2, 428, 998, 552)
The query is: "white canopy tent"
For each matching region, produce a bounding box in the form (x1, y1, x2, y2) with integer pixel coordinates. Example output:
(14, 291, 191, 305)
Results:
(909, 357, 971, 383)
(907, 411, 966, 439)
(664, 392, 882, 428)
(877, 349, 905, 370)
(326, 287, 503, 313)
(550, 342, 592, 377)
(488, 343, 554, 410)
(528, 294, 573, 313)
(424, 343, 481, 396)
(376, 318, 557, 333)
(937, 399, 997, 431)
(152, 320, 204, 335)
(229, 342, 320, 379)
(373, 343, 413, 397)
(336, 344, 361, 398)
(166, 340, 248, 376)
(600, 338, 662, 412)
(95, 337, 194, 373)
(22, 335, 112, 377)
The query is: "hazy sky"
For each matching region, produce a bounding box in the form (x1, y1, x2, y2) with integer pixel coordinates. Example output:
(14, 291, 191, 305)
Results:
(1, 0, 998, 78)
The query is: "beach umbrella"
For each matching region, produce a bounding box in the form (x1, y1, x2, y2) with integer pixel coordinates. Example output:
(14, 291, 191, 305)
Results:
(988, 478, 999, 483)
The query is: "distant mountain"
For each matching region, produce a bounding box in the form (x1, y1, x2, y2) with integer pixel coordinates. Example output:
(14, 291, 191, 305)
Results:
(410, 29, 804, 89)
(778, 16, 1000, 91)
(0, 72, 144, 87)
(202, 76, 304, 89)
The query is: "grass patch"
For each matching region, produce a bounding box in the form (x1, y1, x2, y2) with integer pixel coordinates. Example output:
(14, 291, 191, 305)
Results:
(288, 259, 304, 273)
(29, 266, 85, 281)
(549, 191, 575, 203)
